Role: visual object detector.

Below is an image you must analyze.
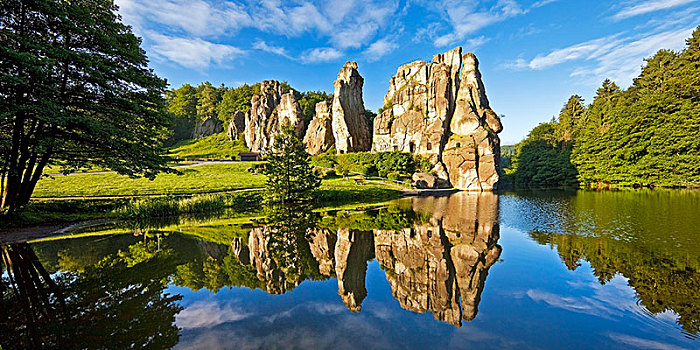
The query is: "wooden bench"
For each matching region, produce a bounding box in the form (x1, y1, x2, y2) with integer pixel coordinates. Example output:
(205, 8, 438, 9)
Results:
(354, 178, 365, 185)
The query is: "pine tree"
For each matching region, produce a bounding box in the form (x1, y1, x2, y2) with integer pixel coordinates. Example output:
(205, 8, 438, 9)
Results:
(261, 120, 321, 203)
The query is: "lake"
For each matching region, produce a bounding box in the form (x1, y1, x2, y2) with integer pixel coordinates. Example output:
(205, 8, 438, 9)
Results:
(1, 190, 699, 349)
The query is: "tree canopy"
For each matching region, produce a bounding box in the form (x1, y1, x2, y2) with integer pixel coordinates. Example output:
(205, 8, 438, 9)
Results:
(504, 26, 700, 188)
(0, 0, 171, 214)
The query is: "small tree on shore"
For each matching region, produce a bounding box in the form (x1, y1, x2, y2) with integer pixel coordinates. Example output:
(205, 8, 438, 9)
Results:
(261, 121, 321, 203)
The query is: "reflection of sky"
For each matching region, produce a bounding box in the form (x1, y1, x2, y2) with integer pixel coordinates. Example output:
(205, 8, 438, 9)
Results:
(164, 226, 696, 350)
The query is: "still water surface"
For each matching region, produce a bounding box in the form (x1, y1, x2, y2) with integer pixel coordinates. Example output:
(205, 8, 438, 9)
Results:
(1, 190, 699, 349)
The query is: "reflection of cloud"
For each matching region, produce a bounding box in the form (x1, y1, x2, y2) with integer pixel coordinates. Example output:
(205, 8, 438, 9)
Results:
(265, 302, 347, 323)
(525, 275, 647, 319)
(177, 311, 392, 350)
(606, 333, 688, 350)
(176, 300, 250, 329)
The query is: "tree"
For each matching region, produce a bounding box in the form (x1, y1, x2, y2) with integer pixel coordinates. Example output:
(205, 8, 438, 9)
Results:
(555, 95, 585, 142)
(261, 120, 321, 203)
(0, 0, 170, 214)
(196, 81, 219, 121)
(165, 84, 198, 144)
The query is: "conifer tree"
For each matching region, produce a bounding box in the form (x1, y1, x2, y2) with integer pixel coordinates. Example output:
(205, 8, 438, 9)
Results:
(261, 120, 321, 203)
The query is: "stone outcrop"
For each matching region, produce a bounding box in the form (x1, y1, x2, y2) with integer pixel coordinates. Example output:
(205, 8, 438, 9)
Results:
(303, 100, 335, 155)
(372, 48, 502, 191)
(226, 111, 246, 141)
(192, 116, 223, 138)
(331, 61, 371, 154)
(244, 80, 304, 152)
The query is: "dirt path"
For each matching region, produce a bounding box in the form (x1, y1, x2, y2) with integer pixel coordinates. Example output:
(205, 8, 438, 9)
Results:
(0, 219, 113, 244)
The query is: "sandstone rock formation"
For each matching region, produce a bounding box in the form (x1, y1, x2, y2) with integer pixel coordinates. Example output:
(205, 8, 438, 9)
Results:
(303, 100, 335, 155)
(192, 116, 223, 138)
(244, 81, 304, 152)
(331, 61, 371, 154)
(226, 111, 246, 141)
(372, 48, 502, 191)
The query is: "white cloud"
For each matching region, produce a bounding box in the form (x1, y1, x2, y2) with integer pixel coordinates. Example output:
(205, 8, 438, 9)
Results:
(253, 40, 293, 60)
(612, 0, 698, 21)
(115, 0, 251, 37)
(300, 47, 344, 63)
(532, 0, 561, 8)
(363, 37, 399, 61)
(506, 26, 695, 87)
(147, 32, 245, 69)
(176, 301, 250, 328)
(466, 35, 490, 49)
(423, 0, 526, 47)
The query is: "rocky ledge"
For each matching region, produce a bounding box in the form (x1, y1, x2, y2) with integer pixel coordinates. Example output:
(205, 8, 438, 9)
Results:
(371, 47, 502, 191)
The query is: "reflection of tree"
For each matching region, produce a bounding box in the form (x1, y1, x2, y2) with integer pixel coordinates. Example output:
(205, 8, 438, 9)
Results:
(531, 230, 700, 335)
(1, 241, 183, 349)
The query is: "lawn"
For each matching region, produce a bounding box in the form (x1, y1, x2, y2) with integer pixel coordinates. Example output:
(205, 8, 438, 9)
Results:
(33, 162, 266, 197)
(168, 132, 250, 160)
(32, 163, 402, 198)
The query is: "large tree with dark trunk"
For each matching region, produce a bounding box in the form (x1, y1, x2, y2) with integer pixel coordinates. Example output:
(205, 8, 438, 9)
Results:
(0, 0, 170, 215)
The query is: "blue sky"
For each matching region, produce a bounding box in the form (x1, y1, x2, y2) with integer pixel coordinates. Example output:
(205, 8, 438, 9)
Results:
(115, 0, 700, 144)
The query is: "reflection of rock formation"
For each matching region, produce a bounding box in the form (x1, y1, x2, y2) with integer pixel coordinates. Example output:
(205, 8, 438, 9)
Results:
(233, 193, 500, 326)
(334, 229, 374, 312)
(245, 227, 304, 294)
(374, 192, 500, 326)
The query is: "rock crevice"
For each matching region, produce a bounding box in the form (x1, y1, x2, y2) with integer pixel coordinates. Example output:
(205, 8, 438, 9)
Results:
(371, 47, 502, 191)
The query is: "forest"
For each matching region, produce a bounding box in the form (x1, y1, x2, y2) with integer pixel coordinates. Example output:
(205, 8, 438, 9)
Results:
(504, 27, 700, 189)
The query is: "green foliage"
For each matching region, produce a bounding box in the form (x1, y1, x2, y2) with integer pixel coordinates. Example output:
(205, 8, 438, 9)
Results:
(0, 0, 171, 214)
(509, 27, 700, 188)
(507, 123, 579, 188)
(298, 91, 332, 124)
(312, 151, 418, 178)
(196, 82, 221, 121)
(262, 121, 321, 203)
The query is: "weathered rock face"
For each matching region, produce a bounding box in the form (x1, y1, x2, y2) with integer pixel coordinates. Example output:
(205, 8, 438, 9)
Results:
(332, 61, 371, 154)
(372, 48, 502, 191)
(226, 111, 246, 141)
(192, 116, 223, 138)
(244, 81, 304, 152)
(303, 100, 335, 155)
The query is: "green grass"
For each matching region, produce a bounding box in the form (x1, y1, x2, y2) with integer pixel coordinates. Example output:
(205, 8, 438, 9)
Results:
(33, 162, 266, 197)
(33, 163, 404, 198)
(168, 132, 250, 160)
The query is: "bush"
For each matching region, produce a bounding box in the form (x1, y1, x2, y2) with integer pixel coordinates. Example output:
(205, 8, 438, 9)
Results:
(387, 172, 401, 181)
(313, 151, 417, 179)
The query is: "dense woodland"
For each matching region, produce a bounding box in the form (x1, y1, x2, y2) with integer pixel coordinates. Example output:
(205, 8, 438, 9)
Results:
(504, 27, 700, 189)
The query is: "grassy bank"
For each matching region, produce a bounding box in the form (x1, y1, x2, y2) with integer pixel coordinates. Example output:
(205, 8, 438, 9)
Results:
(32, 163, 401, 198)
(33, 162, 266, 197)
(168, 133, 249, 160)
